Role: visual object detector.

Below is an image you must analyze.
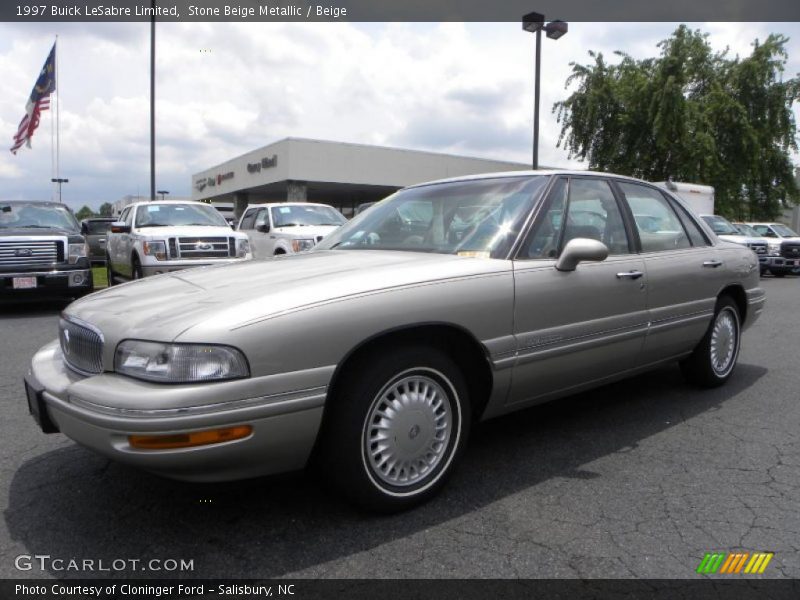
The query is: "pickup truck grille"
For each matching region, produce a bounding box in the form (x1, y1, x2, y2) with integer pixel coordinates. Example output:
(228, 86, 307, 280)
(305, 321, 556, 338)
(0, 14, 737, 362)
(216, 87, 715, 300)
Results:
(780, 242, 800, 259)
(0, 240, 61, 267)
(175, 237, 233, 259)
(59, 318, 103, 375)
(747, 242, 767, 255)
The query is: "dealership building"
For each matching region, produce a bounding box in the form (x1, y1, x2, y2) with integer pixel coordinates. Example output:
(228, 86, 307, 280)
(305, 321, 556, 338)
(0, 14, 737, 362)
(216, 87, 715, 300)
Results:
(191, 138, 532, 218)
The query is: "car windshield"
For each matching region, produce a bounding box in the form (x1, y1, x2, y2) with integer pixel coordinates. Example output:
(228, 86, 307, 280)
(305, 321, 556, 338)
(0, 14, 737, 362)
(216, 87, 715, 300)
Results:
(733, 223, 761, 237)
(84, 220, 113, 234)
(270, 205, 347, 227)
(315, 176, 547, 257)
(773, 224, 798, 237)
(0, 203, 79, 231)
(135, 203, 227, 227)
(701, 215, 739, 235)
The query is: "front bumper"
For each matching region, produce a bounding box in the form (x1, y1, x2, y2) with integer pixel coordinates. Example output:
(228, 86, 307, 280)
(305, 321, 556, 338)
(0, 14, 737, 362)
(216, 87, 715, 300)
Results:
(762, 256, 799, 271)
(25, 341, 329, 482)
(0, 268, 92, 296)
(141, 257, 247, 277)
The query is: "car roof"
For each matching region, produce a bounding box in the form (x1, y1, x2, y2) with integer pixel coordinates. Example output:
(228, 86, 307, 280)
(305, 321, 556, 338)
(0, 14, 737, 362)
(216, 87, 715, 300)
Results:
(1, 200, 71, 207)
(127, 200, 212, 209)
(242, 202, 338, 209)
(405, 169, 651, 189)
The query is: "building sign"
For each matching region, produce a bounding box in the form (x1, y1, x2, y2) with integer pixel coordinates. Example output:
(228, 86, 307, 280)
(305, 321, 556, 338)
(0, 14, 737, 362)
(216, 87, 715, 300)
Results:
(247, 154, 278, 174)
(195, 171, 234, 192)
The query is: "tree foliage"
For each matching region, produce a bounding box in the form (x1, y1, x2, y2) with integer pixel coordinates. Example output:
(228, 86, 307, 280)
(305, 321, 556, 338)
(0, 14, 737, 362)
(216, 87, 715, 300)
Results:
(554, 26, 800, 219)
(98, 202, 113, 217)
(75, 205, 95, 221)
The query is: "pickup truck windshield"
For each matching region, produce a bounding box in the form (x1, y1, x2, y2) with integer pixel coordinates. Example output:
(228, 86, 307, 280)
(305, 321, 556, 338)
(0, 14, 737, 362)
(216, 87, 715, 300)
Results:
(701, 215, 739, 235)
(0, 203, 79, 231)
(315, 176, 547, 258)
(135, 203, 228, 228)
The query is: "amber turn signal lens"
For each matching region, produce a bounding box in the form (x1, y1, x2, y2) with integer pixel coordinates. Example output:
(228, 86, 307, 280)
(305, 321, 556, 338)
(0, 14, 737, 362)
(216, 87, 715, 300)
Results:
(129, 425, 253, 450)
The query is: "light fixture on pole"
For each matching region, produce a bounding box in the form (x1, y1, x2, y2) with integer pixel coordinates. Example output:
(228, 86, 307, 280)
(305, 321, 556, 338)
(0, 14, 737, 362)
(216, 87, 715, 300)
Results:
(51, 177, 69, 203)
(522, 12, 568, 170)
(157, 190, 169, 201)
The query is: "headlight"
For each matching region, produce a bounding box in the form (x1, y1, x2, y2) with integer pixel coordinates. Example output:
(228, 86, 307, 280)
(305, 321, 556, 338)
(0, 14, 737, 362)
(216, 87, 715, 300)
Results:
(143, 240, 167, 261)
(768, 243, 781, 254)
(236, 238, 250, 257)
(115, 340, 250, 383)
(68, 243, 88, 264)
(291, 238, 315, 253)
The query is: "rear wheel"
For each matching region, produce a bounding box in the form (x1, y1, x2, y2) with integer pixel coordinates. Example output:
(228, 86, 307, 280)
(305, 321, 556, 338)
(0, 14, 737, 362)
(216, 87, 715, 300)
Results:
(772, 270, 786, 278)
(680, 296, 741, 388)
(318, 345, 470, 512)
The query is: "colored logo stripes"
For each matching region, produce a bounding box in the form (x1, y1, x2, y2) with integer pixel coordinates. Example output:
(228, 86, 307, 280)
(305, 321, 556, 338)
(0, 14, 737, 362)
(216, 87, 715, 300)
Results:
(696, 552, 773, 574)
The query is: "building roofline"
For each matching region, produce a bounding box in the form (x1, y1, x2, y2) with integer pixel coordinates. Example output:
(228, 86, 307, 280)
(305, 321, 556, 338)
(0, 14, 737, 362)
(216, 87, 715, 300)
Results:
(193, 136, 534, 177)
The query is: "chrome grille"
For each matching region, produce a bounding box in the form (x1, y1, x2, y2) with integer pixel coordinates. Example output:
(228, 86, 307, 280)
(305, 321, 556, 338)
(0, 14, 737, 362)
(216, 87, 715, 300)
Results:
(780, 242, 800, 259)
(176, 237, 232, 259)
(747, 242, 767, 255)
(59, 318, 104, 375)
(0, 239, 61, 267)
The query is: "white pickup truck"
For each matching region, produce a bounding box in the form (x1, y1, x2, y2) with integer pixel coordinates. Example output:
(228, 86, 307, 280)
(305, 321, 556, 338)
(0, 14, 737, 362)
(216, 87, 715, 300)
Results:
(106, 201, 251, 282)
(237, 202, 346, 258)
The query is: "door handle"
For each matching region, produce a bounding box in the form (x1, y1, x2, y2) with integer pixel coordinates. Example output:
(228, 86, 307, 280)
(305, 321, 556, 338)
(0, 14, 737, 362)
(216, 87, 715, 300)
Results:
(703, 260, 723, 268)
(616, 270, 644, 280)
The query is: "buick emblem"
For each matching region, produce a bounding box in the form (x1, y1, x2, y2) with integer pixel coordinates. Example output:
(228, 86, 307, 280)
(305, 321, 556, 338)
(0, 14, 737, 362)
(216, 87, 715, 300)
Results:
(195, 242, 213, 251)
(14, 248, 33, 257)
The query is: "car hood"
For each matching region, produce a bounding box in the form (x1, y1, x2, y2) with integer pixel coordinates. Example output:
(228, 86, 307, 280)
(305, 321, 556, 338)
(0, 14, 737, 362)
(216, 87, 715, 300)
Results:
(66, 250, 509, 342)
(134, 225, 243, 238)
(717, 234, 767, 244)
(0, 227, 79, 237)
(271, 225, 340, 238)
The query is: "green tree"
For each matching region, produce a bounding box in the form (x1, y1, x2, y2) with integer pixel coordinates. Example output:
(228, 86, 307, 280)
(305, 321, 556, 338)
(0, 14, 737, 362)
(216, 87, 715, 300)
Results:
(75, 205, 95, 221)
(98, 202, 114, 217)
(554, 25, 800, 220)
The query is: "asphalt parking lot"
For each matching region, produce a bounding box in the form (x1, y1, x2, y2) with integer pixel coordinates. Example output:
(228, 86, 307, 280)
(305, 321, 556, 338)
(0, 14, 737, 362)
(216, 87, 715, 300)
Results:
(1, 277, 798, 580)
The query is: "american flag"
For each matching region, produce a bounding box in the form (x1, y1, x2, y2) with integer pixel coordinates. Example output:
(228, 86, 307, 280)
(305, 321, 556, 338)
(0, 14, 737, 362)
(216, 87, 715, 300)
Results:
(10, 42, 56, 154)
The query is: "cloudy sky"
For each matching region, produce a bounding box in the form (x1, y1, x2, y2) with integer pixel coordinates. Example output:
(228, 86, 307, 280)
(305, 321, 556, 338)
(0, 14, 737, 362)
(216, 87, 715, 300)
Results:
(0, 20, 798, 211)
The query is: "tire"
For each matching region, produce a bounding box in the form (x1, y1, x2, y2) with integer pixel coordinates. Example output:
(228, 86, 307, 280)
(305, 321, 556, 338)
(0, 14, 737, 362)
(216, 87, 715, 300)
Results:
(131, 256, 143, 280)
(106, 255, 115, 286)
(772, 271, 786, 278)
(680, 296, 741, 388)
(318, 345, 471, 512)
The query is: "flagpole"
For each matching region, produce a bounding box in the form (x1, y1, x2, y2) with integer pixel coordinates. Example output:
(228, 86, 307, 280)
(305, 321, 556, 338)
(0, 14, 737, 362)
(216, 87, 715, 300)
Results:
(55, 35, 60, 196)
(50, 41, 56, 202)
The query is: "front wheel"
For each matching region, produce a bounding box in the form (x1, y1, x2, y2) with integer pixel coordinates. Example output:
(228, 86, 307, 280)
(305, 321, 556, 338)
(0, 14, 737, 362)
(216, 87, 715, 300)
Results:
(106, 255, 115, 286)
(131, 256, 143, 280)
(318, 346, 470, 512)
(680, 296, 741, 388)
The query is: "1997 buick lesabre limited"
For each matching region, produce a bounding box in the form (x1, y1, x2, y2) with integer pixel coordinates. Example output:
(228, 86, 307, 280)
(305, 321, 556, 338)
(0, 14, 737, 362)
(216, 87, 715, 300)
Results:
(25, 171, 765, 511)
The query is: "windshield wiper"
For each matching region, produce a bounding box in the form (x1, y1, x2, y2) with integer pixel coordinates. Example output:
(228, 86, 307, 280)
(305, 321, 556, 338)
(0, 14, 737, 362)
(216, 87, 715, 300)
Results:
(137, 223, 169, 228)
(277, 223, 300, 227)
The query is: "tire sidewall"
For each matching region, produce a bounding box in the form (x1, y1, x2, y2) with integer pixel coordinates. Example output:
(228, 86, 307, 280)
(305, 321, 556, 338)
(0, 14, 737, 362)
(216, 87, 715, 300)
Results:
(324, 345, 471, 511)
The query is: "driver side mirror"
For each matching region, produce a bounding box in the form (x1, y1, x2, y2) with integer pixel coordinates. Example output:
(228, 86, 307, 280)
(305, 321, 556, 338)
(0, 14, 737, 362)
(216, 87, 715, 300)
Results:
(555, 238, 609, 272)
(256, 223, 270, 233)
(110, 221, 130, 234)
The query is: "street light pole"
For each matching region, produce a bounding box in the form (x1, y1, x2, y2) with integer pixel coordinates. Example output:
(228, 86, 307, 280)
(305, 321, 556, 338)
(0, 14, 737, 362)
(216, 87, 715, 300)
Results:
(533, 27, 541, 170)
(157, 190, 169, 201)
(522, 12, 568, 170)
(51, 177, 69, 203)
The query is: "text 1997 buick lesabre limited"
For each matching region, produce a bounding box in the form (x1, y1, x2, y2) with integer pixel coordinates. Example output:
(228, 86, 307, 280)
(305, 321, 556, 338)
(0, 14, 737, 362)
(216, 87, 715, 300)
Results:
(25, 171, 765, 511)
